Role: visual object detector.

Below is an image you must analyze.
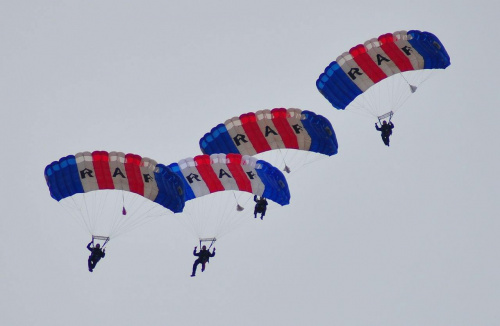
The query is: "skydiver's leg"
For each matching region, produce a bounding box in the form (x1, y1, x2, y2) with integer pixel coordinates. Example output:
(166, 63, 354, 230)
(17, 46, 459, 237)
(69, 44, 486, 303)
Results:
(91, 257, 101, 270)
(201, 262, 206, 272)
(192, 259, 200, 276)
(88, 257, 98, 272)
(256, 205, 264, 219)
(382, 135, 389, 146)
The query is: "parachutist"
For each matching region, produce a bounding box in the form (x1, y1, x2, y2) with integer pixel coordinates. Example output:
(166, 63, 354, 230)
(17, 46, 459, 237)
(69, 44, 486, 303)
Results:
(254, 195, 268, 220)
(191, 245, 215, 277)
(375, 120, 394, 147)
(87, 242, 105, 272)
(45, 151, 186, 256)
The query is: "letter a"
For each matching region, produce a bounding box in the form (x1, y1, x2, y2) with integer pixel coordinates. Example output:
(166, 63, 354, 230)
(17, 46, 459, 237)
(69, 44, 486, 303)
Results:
(376, 54, 390, 65)
(264, 126, 278, 137)
(219, 169, 233, 179)
(113, 168, 126, 178)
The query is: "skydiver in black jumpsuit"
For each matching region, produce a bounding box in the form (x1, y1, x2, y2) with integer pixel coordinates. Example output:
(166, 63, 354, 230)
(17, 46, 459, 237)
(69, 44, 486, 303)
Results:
(375, 120, 395, 146)
(254, 195, 268, 220)
(87, 242, 105, 272)
(191, 245, 216, 277)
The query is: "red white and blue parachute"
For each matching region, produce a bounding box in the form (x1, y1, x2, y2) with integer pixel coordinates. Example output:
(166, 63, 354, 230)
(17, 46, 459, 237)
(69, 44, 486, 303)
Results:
(168, 153, 290, 240)
(169, 153, 290, 206)
(317, 30, 450, 117)
(44, 151, 185, 241)
(200, 108, 337, 157)
(199, 108, 337, 173)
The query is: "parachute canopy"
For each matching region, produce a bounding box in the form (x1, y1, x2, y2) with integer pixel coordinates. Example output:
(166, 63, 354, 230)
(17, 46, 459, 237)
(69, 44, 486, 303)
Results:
(200, 108, 338, 157)
(45, 151, 185, 212)
(316, 30, 450, 111)
(44, 151, 186, 240)
(169, 153, 290, 206)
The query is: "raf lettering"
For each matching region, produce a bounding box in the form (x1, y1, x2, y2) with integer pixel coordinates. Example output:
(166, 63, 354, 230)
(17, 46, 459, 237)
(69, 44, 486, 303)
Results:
(218, 169, 232, 179)
(112, 168, 126, 178)
(246, 171, 256, 179)
(348, 67, 363, 80)
(401, 46, 412, 55)
(376, 54, 390, 65)
(80, 168, 94, 179)
(143, 174, 154, 183)
(233, 134, 248, 146)
(186, 173, 201, 184)
(264, 126, 278, 137)
(292, 124, 303, 134)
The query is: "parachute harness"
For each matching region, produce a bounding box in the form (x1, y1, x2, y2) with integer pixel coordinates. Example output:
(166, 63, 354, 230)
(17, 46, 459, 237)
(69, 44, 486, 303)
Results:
(377, 111, 394, 124)
(199, 237, 216, 250)
(92, 235, 110, 248)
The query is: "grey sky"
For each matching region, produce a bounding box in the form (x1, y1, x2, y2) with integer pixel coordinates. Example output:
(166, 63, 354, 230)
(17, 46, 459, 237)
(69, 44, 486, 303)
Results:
(1, 1, 499, 325)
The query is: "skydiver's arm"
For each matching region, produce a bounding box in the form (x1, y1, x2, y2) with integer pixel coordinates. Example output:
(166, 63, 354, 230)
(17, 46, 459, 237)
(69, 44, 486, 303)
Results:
(254, 195, 258, 203)
(193, 247, 199, 256)
(87, 242, 93, 251)
(210, 249, 216, 257)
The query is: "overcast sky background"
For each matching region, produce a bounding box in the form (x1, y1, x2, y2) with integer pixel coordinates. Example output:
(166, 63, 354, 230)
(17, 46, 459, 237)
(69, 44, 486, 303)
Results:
(1, 1, 499, 325)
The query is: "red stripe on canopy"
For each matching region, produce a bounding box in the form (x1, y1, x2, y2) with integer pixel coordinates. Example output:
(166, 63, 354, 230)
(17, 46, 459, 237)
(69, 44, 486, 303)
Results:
(240, 112, 272, 153)
(271, 108, 299, 149)
(124, 153, 144, 196)
(226, 154, 252, 193)
(378, 33, 414, 72)
(92, 151, 114, 190)
(194, 155, 225, 193)
(350, 44, 387, 83)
